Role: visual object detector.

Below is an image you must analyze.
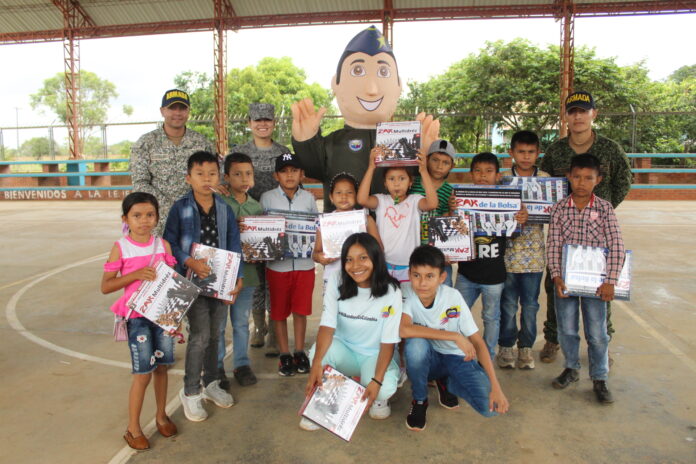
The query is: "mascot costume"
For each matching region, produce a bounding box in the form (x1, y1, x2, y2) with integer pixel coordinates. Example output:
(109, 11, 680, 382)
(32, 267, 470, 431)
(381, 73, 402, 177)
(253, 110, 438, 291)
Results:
(291, 26, 439, 211)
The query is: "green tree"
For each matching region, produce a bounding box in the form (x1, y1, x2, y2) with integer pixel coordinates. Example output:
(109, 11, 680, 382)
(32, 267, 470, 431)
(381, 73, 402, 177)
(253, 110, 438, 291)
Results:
(20, 137, 50, 159)
(669, 64, 696, 84)
(174, 57, 336, 147)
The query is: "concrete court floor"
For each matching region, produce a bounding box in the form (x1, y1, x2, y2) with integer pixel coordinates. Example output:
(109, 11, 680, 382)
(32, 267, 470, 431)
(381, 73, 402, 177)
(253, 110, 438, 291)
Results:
(1, 200, 695, 464)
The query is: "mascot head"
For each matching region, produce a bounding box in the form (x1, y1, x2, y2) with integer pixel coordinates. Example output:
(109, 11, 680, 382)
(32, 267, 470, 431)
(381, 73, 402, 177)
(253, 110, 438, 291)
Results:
(332, 26, 402, 129)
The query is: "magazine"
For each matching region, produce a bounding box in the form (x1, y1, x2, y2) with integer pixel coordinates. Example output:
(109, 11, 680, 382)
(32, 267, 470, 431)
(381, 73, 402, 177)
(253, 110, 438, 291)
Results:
(299, 366, 368, 441)
(562, 244, 632, 300)
(501, 176, 569, 223)
(186, 243, 241, 300)
(319, 209, 368, 259)
(452, 184, 523, 237)
(267, 209, 319, 259)
(428, 213, 475, 261)
(239, 216, 285, 261)
(127, 261, 201, 332)
(374, 121, 421, 167)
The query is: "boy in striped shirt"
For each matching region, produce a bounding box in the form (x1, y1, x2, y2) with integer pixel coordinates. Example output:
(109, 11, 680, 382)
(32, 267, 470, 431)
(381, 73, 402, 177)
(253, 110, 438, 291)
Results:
(546, 153, 625, 404)
(410, 139, 456, 285)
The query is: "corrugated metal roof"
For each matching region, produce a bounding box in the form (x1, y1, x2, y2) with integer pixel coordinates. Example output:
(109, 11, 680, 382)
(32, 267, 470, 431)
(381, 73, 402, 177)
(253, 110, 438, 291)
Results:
(0, 0, 694, 44)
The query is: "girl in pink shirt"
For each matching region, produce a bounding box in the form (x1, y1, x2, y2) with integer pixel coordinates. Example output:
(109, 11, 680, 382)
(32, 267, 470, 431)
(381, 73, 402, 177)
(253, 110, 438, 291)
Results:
(101, 192, 177, 451)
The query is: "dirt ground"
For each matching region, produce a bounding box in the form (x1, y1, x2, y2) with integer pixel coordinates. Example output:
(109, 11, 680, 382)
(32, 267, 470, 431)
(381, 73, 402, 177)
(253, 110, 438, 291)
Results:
(1, 200, 694, 464)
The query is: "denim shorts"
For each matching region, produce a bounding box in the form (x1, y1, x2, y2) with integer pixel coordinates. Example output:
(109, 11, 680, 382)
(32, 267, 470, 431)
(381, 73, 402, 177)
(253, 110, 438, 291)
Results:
(127, 317, 175, 374)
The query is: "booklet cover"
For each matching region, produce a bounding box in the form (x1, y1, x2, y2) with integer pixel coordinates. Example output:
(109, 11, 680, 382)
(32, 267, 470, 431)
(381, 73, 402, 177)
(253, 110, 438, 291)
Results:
(299, 366, 368, 442)
(562, 244, 632, 300)
(452, 184, 523, 237)
(127, 261, 201, 332)
(501, 176, 569, 224)
(267, 209, 319, 259)
(186, 243, 241, 300)
(239, 216, 286, 261)
(319, 209, 368, 259)
(374, 121, 421, 167)
(428, 214, 475, 261)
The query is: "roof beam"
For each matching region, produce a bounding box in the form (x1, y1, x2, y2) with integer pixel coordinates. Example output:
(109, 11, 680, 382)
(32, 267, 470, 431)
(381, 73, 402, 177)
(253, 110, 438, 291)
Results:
(51, 0, 96, 28)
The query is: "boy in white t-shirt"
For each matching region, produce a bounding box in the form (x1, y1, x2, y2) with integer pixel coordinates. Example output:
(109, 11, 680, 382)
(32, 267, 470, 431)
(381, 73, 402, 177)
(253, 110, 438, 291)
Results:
(400, 245, 509, 431)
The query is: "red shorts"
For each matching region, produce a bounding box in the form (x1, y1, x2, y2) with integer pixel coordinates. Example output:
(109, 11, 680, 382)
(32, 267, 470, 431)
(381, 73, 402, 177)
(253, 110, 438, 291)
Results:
(266, 268, 315, 321)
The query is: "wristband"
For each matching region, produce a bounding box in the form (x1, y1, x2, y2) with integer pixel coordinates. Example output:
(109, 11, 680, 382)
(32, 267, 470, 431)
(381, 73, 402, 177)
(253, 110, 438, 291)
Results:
(371, 377, 383, 387)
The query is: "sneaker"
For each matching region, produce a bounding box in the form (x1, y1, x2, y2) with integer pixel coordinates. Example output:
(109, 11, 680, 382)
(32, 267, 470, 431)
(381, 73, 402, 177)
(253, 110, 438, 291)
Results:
(218, 369, 231, 391)
(551, 368, 579, 389)
(179, 389, 208, 422)
(593, 380, 615, 404)
(397, 367, 408, 388)
(278, 354, 296, 376)
(405, 400, 428, 431)
(250, 327, 266, 348)
(517, 347, 535, 369)
(293, 351, 310, 374)
(369, 399, 391, 420)
(202, 380, 234, 408)
(435, 378, 459, 409)
(233, 365, 257, 386)
(496, 346, 516, 369)
(299, 416, 321, 431)
(540, 341, 560, 363)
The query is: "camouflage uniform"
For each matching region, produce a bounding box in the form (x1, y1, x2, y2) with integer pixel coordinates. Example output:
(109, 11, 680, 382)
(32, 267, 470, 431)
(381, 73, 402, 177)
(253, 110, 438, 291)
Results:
(541, 131, 632, 342)
(235, 140, 290, 201)
(131, 125, 214, 235)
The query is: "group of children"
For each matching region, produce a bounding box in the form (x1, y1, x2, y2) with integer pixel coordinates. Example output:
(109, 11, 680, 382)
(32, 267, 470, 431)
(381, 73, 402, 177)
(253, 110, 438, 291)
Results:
(102, 129, 625, 449)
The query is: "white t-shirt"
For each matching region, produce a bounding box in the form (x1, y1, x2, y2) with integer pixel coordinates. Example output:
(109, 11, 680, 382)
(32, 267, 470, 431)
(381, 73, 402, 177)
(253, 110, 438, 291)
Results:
(374, 193, 423, 266)
(320, 274, 402, 356)
(402, 284, 479, 356)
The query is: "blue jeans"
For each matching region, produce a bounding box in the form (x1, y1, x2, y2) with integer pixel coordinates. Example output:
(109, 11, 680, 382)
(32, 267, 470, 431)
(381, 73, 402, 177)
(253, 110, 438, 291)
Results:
(404, 338, 494, 417)
(499, 272, 543, 348)
(554, 294, 609, 381)
(454, 275, 504, 358)
(218, 285, 255, 371)
(126, 317, 175, 375)
(443, 264, 453, 287)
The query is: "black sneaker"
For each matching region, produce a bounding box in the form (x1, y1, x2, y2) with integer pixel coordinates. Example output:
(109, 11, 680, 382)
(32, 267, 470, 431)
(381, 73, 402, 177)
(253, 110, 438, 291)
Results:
(435, 377, 459, 409)
(218, 369, 231, 391)
(552, 368, 579, 389)
(405, 400, 428, 431)
(233, 365, 258, 386)
(593, 380, 614, 404)
(278, 354, 295, 377)
(293, 351, 310, 374)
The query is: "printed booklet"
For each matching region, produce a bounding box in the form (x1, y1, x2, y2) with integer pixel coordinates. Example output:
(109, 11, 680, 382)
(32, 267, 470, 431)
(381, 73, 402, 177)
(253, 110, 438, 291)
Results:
(127, 261, 201, 332)
(428, 214, 475, 261)
(452, 184, 523, 237)
(186, 243, 241, 300)
(239, 216, 285, 261)
(562, 244, 632, 300)
(299, 366, 368, 441)
(501, 176, 569, 223)
(319, 209, 368, 259)
(374, 121, 421, 167)
(267, 209, 319, 259)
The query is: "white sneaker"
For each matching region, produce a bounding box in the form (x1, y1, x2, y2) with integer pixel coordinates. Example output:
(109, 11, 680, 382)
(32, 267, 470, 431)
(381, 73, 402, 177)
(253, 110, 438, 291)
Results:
(369, 399, 391, 419)
(397, 367, 408, 388)
(202, 380, 234, 408)
(299, 416, 321, 431)
(517, 347, 535, 369)
(179, 389, 208, 422)
(496, 346, 516, 369)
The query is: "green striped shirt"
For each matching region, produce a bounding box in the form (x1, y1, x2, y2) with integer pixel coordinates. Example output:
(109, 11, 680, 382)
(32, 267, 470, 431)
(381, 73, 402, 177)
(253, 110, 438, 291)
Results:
(409, 177, 453, 244)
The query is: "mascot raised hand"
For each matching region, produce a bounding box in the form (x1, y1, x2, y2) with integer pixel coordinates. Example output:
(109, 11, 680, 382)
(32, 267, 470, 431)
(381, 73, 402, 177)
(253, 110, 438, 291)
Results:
(292, 26, 439, 211)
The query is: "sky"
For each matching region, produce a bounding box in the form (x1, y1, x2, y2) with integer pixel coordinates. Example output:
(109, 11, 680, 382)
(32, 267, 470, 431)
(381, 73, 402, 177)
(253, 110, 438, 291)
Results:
(0, 13, 694, 147)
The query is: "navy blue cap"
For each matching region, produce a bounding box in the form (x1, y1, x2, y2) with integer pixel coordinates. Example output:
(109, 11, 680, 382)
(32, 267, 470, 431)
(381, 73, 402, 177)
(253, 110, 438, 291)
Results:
(275, 152, 303, 172)
(343, 25, 393, 56)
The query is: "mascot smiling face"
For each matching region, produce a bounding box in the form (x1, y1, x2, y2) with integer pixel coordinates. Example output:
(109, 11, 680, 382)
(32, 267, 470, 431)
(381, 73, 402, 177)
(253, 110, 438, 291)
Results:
(331, 26, 402, 129)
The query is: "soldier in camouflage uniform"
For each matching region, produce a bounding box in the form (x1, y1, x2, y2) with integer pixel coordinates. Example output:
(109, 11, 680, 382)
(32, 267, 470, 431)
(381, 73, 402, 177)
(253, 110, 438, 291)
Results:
(131, 89, 214, 235)
(539, 91, 632, 363)
(235, 103, 291, 355)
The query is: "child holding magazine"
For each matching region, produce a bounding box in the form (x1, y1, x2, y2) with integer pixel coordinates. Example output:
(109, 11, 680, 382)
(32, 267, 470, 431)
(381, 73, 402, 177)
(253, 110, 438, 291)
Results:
(301, 233, 402, 431)
(357, 147, 438, 282)
(101, 192, 178, 451)
(313, 172, 382, 287)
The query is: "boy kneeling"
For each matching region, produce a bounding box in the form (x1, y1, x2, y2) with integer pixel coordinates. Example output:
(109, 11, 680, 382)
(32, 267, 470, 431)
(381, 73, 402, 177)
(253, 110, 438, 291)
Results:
(400, 245, 508, 431)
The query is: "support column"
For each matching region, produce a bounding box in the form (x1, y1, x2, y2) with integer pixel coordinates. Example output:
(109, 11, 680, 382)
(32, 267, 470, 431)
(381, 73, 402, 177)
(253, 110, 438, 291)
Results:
(213, 0, 232, 157)
(382, 0, 394, 47)
(557, 0, 575, 138)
